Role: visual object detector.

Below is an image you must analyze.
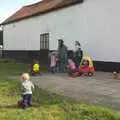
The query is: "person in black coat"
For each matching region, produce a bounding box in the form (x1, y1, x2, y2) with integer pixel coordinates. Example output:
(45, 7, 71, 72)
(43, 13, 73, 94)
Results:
(74, 41, 83, 68)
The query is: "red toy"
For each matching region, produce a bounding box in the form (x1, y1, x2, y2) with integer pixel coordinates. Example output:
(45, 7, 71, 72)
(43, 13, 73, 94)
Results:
(69, 68, 81, 77)
(79, 56, 95, 76)
(69, 56, 95, 77)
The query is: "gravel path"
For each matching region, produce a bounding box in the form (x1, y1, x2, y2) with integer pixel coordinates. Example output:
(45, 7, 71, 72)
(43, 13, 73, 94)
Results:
(11, 72, 120, 110)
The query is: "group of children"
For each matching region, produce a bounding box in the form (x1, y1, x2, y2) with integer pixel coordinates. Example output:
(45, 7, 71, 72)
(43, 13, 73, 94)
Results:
(67, 56, 95, 77)
(18, 52, 95, 109)
(29, 50, 95, 77)
(49, 51, 95, 77)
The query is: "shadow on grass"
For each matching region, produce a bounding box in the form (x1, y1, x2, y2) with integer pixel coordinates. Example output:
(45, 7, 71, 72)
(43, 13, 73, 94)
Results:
(32, 85, 76, 106)
(0, 104, 18, 109)
(0, 103, 41, 109)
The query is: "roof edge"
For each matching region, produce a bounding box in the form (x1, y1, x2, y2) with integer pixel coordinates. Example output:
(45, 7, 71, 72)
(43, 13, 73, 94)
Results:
(1, 0, 83, 26)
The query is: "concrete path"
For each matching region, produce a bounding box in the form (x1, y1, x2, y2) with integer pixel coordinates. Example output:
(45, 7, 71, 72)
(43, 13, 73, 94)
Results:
(11, 72, 120, 110)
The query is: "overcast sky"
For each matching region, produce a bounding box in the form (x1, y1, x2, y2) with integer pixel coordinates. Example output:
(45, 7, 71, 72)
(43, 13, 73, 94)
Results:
(0, 0, 41, 23)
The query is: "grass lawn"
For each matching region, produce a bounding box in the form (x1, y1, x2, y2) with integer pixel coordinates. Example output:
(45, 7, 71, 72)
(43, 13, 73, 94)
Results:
(0, 59, 120, 120)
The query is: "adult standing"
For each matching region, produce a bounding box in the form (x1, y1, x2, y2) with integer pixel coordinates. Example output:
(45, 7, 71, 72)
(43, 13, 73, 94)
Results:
(74, 41, 83, 68)
(58, 39, 68, 72)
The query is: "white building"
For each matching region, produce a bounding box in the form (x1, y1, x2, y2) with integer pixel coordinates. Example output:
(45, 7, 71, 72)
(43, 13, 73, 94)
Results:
(0, 0, 120, 71)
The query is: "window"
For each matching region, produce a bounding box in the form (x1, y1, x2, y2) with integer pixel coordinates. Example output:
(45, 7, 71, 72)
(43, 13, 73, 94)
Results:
(40, 33, 49, 50)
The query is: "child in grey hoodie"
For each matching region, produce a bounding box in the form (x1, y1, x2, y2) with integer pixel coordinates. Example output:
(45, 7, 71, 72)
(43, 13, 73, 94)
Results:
(21, 73, 34, 109)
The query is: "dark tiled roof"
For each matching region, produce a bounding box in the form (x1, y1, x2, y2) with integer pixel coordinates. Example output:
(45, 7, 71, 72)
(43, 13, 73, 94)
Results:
(1, 0, 83, 25)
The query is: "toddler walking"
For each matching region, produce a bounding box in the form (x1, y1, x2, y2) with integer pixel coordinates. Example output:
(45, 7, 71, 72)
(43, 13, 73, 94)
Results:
(21, 73, 34, 109)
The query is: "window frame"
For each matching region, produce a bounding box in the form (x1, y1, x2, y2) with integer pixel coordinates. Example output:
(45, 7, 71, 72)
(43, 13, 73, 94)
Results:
(40, 33, 49, 50)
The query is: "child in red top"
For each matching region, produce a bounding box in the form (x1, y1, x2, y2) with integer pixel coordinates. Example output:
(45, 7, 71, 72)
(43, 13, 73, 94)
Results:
(79, 57, 94, 76)
(80, 60, 90, 75)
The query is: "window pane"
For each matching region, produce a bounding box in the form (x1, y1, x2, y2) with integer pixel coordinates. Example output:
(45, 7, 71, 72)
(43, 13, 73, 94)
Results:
(40, 33, 49, 49)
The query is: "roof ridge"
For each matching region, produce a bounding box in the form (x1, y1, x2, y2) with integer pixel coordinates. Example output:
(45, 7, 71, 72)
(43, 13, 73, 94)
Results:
(24, 0, 51, 7)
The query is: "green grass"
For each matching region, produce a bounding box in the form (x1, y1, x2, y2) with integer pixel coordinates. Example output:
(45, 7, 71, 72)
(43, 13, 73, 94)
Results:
(0, 59, 120, 120)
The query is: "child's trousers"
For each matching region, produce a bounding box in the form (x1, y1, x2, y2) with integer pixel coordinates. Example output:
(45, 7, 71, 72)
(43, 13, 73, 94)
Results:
(22, 94, 32, 109)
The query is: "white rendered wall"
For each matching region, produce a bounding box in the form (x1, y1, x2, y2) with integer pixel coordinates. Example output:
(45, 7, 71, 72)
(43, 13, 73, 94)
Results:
(3, 0, 120, 62)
